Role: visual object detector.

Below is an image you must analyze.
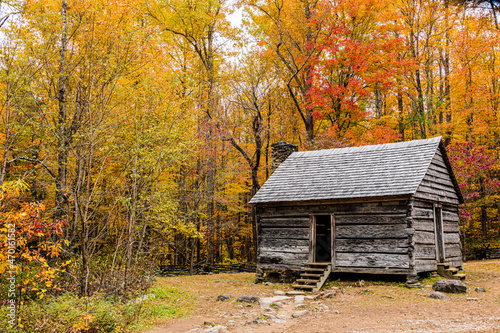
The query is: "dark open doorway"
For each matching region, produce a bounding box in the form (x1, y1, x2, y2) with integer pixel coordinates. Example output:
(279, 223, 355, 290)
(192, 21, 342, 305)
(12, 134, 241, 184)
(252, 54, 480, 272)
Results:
(315, 215, 332, 262)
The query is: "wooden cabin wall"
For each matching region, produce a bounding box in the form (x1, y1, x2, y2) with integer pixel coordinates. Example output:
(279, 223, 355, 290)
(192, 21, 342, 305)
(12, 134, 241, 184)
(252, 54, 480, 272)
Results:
(412, 199, 462, 271)
(413, 147, 462, 271)
(334, 210, 411, 274)
(257, 200, 412, 274)
(414, 148, 460, 205)
(258, 216, 310, 270)
(412, 199, 437, 272)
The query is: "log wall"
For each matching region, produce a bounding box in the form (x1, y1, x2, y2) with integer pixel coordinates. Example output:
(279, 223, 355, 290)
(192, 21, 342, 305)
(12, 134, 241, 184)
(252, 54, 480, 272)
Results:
(334, 213, 411, 274)
(412, 148, 463, 271)
(257, 216, 310, 271)
(414, 149, 460, 205)
(257, 199, 412, 274)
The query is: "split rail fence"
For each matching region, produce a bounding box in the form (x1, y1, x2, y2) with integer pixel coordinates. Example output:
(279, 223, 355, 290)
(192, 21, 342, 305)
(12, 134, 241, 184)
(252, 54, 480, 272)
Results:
(157, 262, 256, 277)
(465, 247, 500, 260)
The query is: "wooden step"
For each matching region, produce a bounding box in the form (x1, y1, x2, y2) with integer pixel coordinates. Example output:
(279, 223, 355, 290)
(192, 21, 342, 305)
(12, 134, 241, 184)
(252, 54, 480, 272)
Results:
(436, 263, 465, 280)
(293, 262, 332, 292)
(301, 273, 322, 278)
(292, 284, 315, 290)
(308, 262, 330, 266)
(305, 268, 325, 272)
(437, 262, 450, 268)
(299, 275, 320, 281)
(296, 279, 319, 284)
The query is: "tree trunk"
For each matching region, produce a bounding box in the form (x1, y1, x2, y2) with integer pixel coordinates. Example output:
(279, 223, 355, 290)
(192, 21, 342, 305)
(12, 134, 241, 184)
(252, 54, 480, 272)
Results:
(444, 0, 452, 145)
(55, 0, 69, 224)
(397, 91, 405, 141)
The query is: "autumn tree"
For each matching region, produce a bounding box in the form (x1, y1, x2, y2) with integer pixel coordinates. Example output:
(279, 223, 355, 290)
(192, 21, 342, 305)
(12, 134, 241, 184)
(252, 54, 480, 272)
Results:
(244, 0, 330, 143)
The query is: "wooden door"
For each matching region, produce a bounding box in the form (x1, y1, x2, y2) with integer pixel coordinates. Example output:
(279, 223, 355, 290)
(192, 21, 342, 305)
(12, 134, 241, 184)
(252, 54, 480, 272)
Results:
(434, 204, 445, 263)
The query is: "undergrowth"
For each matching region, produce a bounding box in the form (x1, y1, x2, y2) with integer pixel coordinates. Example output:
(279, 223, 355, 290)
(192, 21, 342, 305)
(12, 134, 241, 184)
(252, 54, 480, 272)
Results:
(0, 286, 195, 333)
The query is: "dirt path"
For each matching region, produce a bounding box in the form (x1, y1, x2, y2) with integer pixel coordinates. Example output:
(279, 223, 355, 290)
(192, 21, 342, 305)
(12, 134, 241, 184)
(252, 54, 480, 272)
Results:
(145, 260, 500, 333)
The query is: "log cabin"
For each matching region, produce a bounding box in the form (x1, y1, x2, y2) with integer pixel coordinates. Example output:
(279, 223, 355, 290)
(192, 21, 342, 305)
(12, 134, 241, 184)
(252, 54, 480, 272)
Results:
(249, 137, 464, 290)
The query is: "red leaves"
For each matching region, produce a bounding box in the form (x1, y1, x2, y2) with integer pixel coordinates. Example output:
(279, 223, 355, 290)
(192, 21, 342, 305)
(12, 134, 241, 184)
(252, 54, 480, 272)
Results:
(306, 0, 407, 143)
(448, 140, 500, 221)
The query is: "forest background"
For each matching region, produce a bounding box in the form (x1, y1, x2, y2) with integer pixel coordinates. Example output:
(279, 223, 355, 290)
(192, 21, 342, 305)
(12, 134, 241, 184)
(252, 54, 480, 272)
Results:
(1, 0, 500, 321)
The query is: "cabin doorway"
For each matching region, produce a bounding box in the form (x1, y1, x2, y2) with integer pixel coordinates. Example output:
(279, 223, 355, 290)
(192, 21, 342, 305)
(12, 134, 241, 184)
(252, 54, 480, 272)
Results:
(311, 215, 334, 263)
(434, 205, 445, 263)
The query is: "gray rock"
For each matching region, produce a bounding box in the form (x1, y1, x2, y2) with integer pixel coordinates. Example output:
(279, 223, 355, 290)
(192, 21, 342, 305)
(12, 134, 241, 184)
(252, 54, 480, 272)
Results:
(467, 297, 479, 301)
(237, 296, 260, 303)
(428, 291, 451, 300)
(286, 291, 305, 296)
(294, 295, 305, 303)
(291, 310, 310, 318)
(273, 290, 286, 295)
(432, 280, 467, 293)
(205, 326, 227, 333)
(315, 303, 329, 312)
(405, 274, 422, 288)
(261, 314, 275, 320)
(475, 287, 487, 293)
(187, 325, 227, 333)
(226, 320, 245, 327)
(271, 296, 292, 302)
(259, 296, 292, 309)
(323, 291, 335, 298)
(217, 294, 231, 302)
(272, 316, 284, 322)
(317, 303, 329, 310)
(246, 320, 266, 325)
(273, 301, 284, 308)
(406, 274, 419, 284)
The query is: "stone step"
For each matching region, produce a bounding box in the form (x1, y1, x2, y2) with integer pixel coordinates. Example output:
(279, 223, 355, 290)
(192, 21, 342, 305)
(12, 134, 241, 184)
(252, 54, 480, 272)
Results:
(292, 284, 315, 290)
(454, 273, 466, 280)
(446, 267, 459, 274)
(437, 262, 451, 268)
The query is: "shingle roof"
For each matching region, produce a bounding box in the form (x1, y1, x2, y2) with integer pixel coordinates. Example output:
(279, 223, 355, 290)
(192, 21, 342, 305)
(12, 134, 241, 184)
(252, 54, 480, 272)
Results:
(250, 136, 454, 204)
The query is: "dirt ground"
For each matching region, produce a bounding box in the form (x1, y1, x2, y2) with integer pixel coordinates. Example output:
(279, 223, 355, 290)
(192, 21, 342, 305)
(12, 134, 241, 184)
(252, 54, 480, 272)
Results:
(145, 260, 500, 333)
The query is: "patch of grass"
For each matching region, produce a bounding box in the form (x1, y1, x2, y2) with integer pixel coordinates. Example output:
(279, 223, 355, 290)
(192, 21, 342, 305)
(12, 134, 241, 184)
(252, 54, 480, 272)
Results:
(0, 285, 195, 333)
(419, 273, 443, 286)
(128, 286, 196, 331)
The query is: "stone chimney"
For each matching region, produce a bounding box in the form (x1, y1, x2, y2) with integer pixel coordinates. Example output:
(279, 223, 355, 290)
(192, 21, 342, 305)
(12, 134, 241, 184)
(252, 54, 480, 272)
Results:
(271, 142, 298, 173)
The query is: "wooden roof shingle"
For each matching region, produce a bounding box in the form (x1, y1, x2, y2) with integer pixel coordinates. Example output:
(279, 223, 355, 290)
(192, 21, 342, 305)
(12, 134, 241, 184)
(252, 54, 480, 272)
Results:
(249, 137, 463, 204)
